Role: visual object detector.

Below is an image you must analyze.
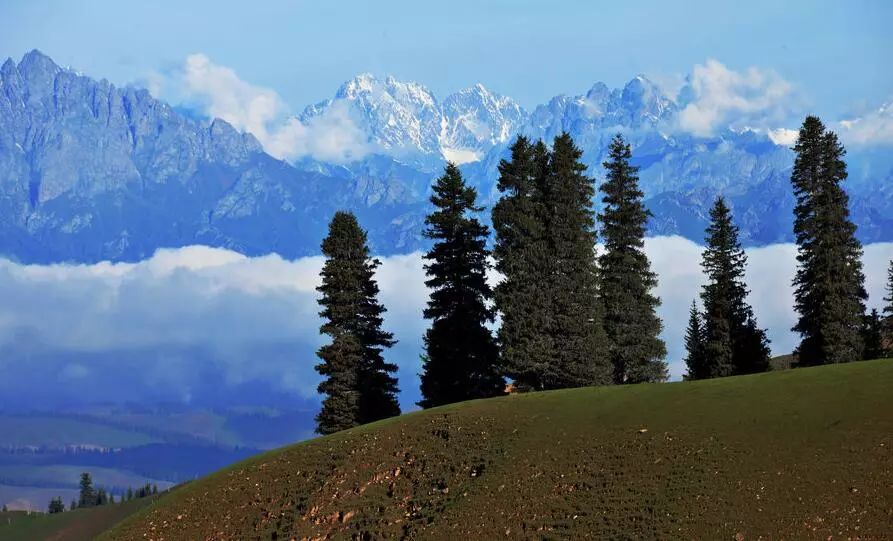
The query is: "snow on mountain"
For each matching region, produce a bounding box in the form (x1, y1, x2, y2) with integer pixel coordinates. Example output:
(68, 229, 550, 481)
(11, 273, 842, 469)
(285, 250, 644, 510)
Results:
(298, 74, 527, 167)
(440, 83, 527, 164)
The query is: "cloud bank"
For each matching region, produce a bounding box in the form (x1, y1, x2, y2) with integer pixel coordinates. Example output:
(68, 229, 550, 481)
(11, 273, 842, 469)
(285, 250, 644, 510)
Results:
(163, 54, 371, 163)
(1, 240, 890, 412)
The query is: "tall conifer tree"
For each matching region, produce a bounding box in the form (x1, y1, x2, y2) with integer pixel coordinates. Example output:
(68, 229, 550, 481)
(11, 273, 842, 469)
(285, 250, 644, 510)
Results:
(492, 136, 553, 390)
(683, 300, 707, 380)
(543, 133, 610, 388)
(598, 134, 667, 383)
(419, 164, 503, 408)
(699, 197, 770, 378)
(791, 116, 866, 365)
(315, 211, 399, 434)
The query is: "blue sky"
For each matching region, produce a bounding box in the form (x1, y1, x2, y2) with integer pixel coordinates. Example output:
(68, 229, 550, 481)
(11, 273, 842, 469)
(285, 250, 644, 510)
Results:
(2, 0, 891, 117)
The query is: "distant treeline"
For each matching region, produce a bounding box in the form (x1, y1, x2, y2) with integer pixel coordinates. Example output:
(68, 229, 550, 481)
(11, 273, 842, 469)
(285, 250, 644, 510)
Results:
(46, 472, 159, 514)
(0, 443, 258, 483)
(311, 116, 893, 435)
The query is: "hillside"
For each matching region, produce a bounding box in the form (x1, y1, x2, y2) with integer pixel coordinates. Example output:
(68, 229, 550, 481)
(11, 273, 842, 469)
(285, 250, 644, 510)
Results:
(0, 494, 163, 541)
(103, 360, 892, 539)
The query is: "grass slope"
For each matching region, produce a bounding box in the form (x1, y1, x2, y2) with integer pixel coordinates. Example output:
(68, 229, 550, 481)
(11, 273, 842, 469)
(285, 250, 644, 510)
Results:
(105, 360, 892, 540)
(0, 495, 162, 541)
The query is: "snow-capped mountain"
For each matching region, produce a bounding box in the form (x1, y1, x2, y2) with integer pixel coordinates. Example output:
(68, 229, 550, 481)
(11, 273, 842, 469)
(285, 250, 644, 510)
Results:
(0, 50, 890, 264)
(0, 51, 426, 262)
(440, 83, 527, 164)
(298, 74, 527, 168)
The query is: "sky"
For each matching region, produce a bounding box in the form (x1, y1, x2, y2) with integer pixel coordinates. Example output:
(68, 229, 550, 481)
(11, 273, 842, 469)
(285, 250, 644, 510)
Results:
(2, 0, 891, 119)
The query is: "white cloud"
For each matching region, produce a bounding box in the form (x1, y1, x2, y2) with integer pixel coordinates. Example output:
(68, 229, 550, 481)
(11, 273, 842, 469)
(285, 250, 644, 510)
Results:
(1, 240, 891, 410)
(839, 102, 893, 146)
(677, 59, 794, 137)
(172, 54, 371, 163)
(767, 127, 799, 146)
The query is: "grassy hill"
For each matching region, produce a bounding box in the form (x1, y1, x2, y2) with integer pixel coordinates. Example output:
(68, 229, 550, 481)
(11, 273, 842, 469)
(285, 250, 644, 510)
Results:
(0, 495, 163, 541)
(103, 360, 892, 540)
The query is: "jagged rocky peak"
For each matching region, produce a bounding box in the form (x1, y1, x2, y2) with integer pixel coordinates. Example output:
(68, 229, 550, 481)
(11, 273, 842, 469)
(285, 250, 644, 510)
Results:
(18, 49, 61, 75)
(618, 74, 676, 123)
(303, 74, 527, 165)
(440, 83, 528, 164)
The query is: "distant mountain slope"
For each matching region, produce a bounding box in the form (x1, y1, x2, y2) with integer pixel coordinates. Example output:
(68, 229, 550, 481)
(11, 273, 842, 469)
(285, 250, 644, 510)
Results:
(0, 51, 426, 262)
(0, 51, 891, 264)
(102, 360, 893, 540)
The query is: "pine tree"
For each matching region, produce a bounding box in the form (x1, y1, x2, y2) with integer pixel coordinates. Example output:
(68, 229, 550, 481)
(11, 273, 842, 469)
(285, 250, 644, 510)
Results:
(699, 197, 770, 378)
(883, 260, 893, 355)
(861, 309, 884, 360)
(541, 132, 610, 388)
(48, 497, 65, 514)
(683, 300, 707, 380)
(315, 211, 400, 434)
(419, 164, 504, 408)
(598, 134, 667, 383)
(78, 472, 95, 508)
(791, 116, 866, 365)
(492, 136, 554, 390)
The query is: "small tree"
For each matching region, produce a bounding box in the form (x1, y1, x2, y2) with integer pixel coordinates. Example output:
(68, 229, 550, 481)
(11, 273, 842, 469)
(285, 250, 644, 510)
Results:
(883, 260, 893, 355)
(862, 309, 884, 360)
(48, 497, 65, 514)
(683, 300, 707, 380)
(126, 487, 133, 501)
(78, 472, 95, 508)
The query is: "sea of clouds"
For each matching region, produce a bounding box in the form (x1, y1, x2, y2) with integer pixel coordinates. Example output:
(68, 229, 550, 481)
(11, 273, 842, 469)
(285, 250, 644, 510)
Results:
(0, 238, 890, 412)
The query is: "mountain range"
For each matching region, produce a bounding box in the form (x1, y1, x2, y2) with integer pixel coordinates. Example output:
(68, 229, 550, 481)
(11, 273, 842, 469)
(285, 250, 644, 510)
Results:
(1, 50, 891, 264)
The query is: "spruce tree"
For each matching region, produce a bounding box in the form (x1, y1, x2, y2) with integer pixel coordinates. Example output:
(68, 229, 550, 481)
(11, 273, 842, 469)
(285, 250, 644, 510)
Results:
(791, 116, 866, 365)
(48, 497, 65, 514)
(419, 163, 504, 407)
(598, 134, 667, 383)
(78, 472, 95, 508)
(683, 300, 707, 380)
(883, 260, 893, 354)
(315, 211, 400, 434)
(861, 309, 884, 360)
(492, 136, 553, 390)
(542, 133, 610, 388)
(699, 197, 770, 378)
